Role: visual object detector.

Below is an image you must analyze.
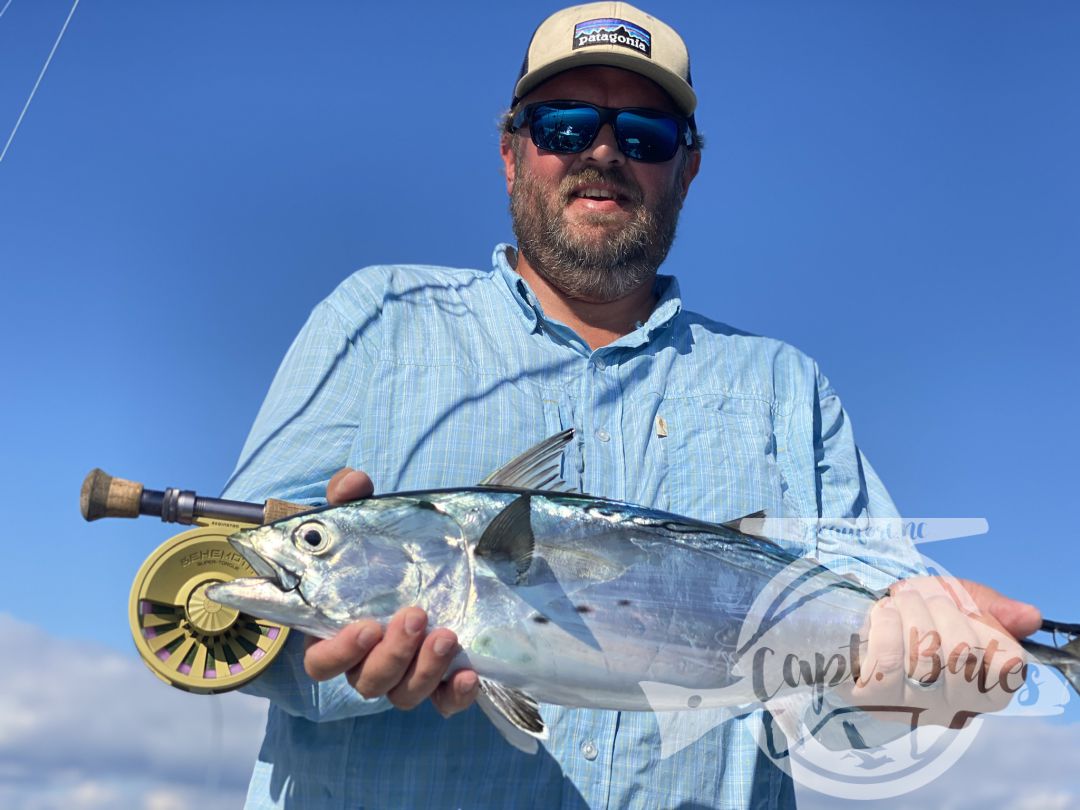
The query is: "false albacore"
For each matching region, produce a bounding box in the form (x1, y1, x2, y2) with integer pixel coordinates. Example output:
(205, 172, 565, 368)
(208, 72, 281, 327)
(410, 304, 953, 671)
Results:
(208, 430, 1080, 753)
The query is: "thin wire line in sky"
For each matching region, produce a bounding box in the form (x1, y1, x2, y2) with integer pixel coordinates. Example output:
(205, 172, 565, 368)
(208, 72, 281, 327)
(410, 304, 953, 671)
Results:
(0, 0, 16, 20)
(0, 0, 81, 165)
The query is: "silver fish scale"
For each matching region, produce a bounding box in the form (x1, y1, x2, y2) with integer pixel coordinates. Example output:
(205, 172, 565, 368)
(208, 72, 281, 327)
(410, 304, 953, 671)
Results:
(422, 490, 875, 709)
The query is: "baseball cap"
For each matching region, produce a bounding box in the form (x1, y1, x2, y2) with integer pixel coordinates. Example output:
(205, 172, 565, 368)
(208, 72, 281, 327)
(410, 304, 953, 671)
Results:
(512, 2, 696, 118)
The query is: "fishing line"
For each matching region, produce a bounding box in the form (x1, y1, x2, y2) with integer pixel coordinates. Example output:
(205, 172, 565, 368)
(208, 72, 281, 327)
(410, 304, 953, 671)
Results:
(0, 0, 81, 164)
(0, 0, 16, 20)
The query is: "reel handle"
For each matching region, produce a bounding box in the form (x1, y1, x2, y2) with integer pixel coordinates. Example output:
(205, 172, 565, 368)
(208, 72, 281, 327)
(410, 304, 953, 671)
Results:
(80, 468, 308, 525)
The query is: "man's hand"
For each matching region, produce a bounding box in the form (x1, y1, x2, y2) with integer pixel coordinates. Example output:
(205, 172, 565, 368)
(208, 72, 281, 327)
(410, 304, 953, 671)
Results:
(840, 576, 1041, 728)
(300, 467, 479, 717)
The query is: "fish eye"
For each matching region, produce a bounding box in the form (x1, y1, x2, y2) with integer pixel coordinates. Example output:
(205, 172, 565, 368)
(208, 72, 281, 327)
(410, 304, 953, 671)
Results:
(292, 520, 330, 554)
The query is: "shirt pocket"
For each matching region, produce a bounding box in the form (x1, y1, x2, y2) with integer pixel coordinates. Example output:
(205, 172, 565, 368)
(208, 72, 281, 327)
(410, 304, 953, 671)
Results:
(656, 395, 787, 525)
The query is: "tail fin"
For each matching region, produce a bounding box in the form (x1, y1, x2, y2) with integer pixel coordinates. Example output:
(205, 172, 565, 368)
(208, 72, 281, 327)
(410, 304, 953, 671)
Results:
(1020, 637, 1080, 696)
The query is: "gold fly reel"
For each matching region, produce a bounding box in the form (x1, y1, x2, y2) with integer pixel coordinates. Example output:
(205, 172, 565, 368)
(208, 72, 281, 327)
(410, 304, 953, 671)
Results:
(129, 520, 290, 693)
(82, 469, 304, 694)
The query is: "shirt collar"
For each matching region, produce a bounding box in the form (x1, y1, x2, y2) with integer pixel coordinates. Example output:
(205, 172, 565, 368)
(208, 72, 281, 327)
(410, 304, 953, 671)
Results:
(491, 243, 683, 351)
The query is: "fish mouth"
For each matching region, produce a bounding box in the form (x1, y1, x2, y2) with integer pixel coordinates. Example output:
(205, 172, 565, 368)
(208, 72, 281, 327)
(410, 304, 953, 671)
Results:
(229, 531, 301, 592)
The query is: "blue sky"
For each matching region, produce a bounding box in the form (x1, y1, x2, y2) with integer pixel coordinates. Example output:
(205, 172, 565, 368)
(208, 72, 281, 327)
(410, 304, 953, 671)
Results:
(1, 1, 1077, 805)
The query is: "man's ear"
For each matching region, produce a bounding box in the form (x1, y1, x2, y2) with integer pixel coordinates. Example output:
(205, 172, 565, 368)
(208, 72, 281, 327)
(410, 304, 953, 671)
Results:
(500, 134, 517, 194)
(680, 148, 701, 199)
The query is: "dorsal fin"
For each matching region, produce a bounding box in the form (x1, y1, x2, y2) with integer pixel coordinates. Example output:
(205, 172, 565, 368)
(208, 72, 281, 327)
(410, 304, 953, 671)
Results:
(478, 429, 576, 492)
(475, 495, 535, 583)
(721, 510, 769, 540)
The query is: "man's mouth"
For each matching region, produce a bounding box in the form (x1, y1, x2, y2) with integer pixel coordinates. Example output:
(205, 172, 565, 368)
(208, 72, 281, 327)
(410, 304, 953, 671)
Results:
(570, 184, 627, 203)
(567, 183, 638, 215)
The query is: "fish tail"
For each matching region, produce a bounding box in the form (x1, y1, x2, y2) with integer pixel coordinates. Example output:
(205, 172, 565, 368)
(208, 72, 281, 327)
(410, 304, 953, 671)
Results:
(1020, 637, 1080, 696)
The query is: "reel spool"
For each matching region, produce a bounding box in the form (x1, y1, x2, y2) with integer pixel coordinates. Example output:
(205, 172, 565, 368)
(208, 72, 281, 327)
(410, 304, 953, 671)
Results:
(129, 520, 289, 693)
(82, 469, 308, 694)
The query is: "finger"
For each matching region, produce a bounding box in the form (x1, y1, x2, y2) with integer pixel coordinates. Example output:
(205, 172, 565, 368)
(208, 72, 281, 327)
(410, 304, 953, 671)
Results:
(327, 468, 375, 505)
(853, 597, 905, 700)
(923, 594, 986, 721)
(304, 622, 383, 681)
(892, 574, 969, 611)
(386, 630, 461, 710)
(894, 589, 943, 688)
(964, 604, 1030, 712)
(431, 670, 480, 718)
(349, 607, 427, 698)
(917, 575, 1042, 639)
(955, 578, 1042, 639)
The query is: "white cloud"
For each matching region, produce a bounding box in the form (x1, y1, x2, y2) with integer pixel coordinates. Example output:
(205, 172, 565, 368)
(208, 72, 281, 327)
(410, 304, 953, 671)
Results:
(67, 781, 121, 809)
(1005, 792, 1075, 810)
(0, 614, 266, 810)
(795, 714, 1080, 809)
(143, 788, 191, 810)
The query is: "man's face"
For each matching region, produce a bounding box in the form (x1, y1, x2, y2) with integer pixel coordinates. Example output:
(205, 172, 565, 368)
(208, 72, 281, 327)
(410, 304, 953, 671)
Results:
(501, 66, 700, 303)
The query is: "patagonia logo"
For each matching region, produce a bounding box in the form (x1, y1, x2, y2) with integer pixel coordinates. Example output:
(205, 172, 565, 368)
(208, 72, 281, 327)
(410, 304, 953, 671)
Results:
(572, 18, 651, 57)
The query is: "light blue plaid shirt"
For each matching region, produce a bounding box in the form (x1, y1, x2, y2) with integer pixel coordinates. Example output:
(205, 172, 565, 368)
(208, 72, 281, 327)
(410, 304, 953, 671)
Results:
(223, 244, 923, 809)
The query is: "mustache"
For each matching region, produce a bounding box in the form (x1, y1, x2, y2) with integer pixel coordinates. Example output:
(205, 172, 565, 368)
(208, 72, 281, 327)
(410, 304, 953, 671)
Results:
(558, 168, 643, 204)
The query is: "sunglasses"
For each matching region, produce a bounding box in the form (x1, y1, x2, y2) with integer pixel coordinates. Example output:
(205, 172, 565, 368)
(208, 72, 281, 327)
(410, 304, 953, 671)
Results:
(510, 100, 693, 163)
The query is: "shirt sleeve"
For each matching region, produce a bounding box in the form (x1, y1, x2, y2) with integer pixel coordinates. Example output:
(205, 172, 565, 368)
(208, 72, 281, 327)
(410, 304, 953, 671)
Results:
(809, 366, 926, 588)
(221, 297, 391, 722)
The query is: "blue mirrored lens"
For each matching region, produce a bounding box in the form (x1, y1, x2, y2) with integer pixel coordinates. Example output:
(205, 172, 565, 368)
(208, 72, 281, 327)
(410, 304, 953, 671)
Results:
(615, 111, 679, 162)
(530, 106, 601, 153)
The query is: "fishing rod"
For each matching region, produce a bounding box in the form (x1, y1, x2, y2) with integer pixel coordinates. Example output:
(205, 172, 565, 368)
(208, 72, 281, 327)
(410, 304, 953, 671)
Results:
(81, 469, 310, 695)
(80, 468, 307, 526)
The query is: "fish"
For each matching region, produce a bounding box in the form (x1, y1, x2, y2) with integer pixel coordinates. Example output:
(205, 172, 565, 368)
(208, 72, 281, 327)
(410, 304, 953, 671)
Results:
(207, 429, 1080, 753)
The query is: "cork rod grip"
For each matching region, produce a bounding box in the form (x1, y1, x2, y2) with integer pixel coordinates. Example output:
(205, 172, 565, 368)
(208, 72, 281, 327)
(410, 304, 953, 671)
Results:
(263, 498, 311, 523)
(81, 468, 143, 521)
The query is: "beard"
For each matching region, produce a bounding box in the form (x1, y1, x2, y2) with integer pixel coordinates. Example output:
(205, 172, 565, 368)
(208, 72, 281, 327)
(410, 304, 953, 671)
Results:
(508, 157, 685, 303)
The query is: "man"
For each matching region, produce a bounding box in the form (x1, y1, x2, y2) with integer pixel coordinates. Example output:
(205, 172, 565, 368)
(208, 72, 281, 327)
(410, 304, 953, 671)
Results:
(223, 4, 1040, 807)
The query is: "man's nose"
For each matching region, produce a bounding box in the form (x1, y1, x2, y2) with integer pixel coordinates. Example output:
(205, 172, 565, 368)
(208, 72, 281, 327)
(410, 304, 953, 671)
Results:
(581, 123, 626, 166)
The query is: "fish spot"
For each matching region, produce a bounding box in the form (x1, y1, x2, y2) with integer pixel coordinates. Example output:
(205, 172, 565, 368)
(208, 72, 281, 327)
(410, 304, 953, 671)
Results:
(574, 605, 594, 614)
(687, 694, 702, 709)
(617, 599, 632, 607)
(532, 615, 550, 624)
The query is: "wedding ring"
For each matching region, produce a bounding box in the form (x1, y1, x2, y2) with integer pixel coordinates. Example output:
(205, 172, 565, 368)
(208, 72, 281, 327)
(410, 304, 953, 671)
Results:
(906, 675, 942, 690)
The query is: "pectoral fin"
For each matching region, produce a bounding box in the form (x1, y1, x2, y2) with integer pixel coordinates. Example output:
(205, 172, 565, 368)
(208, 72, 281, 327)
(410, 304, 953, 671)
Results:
(475, 495, 535, 583)
(475, 677, 547, 755)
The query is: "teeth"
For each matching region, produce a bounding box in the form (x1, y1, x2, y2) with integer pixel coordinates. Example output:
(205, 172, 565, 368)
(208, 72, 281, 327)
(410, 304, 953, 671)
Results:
(578, 188, 615, 200)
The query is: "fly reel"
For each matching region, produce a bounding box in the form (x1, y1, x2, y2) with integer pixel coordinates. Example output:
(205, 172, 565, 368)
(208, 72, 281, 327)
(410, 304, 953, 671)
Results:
(81, 468, 309, 694)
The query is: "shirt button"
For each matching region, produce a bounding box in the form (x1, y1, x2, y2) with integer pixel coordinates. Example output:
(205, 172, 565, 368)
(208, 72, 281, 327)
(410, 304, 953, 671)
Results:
(581, 740, 598, 760)
(595, 428, 611, 443)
